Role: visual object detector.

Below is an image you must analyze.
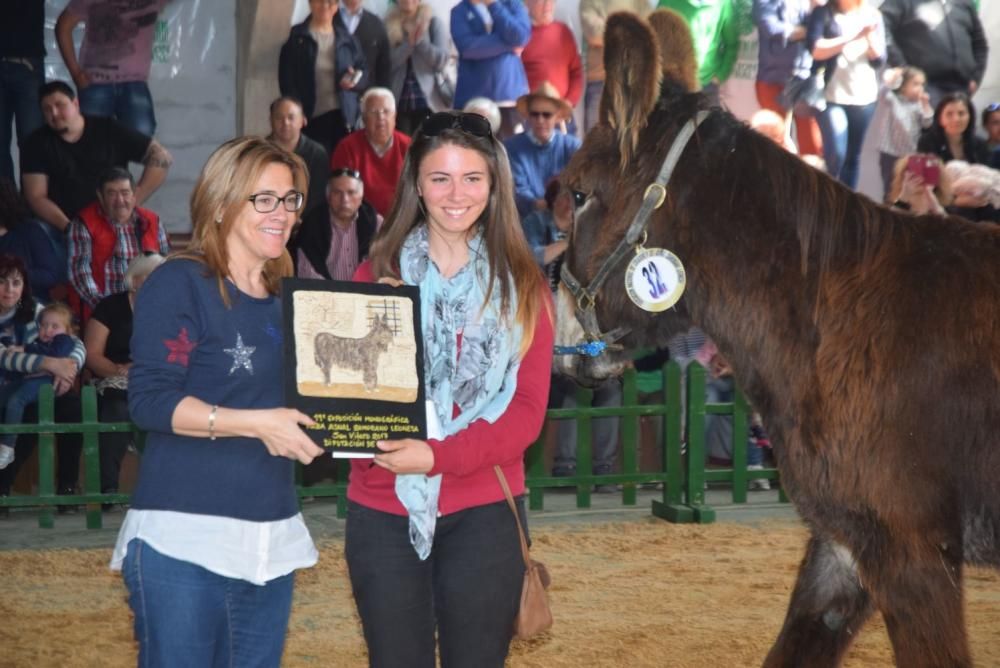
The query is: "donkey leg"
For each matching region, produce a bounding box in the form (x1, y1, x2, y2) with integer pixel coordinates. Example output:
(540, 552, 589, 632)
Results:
(864, 544, 970, 668)
(763, 533, 873, 668)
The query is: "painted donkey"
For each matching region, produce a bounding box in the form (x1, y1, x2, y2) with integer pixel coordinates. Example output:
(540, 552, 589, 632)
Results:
(554, 10, 1000, 668)
(314, 313, 394, 390)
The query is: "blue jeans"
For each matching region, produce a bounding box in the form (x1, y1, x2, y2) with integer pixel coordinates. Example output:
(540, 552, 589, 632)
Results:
(0, 376, 50, 448)
(0, 57, 44, 181)
(551, 374, 621, 475)
(78, 81, 156, 136)
(345, 499, 524, 668)
(584, 80, 603, 134)
(121, 539, 295, 668)
(705, 376, 763, 466)
(817, 102, 876, 190)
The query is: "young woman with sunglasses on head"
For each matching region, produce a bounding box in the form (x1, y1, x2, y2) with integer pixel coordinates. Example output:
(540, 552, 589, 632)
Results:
(111, 137, 324, 667)
(347, 111, 553, 667)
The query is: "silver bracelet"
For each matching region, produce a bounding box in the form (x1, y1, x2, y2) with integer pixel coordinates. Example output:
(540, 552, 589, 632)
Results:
(208, 405, 218, 441)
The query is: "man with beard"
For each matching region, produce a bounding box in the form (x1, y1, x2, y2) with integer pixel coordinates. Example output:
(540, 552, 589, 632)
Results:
(20, 81, 172, 233)
(330, 88, 410, 217)
(67, 166, 169, 320)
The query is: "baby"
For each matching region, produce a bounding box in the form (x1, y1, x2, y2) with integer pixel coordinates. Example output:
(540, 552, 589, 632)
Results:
(0, 303, 76, 469)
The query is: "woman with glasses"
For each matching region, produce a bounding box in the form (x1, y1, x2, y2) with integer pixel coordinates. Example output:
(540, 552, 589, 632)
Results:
(345, 111, 553, 667)
(110, 137, 324, 667)
(279, 0, 367, 154)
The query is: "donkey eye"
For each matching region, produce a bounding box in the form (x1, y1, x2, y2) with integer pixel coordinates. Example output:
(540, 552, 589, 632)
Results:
(571, 190, 589, 208)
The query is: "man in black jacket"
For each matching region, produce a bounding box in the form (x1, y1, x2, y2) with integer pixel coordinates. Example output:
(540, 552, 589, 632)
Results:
(336, 0, 392, 94)
(289, 167, 381, 281)
(880, 0, 988, 105)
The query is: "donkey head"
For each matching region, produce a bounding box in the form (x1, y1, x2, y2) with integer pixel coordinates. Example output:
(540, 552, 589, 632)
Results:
(554, 10, 701, 382)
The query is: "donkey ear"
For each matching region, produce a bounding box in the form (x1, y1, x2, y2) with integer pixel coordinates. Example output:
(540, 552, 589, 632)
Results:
(600, 12, 662, 169)
(648, 9, 699, 94)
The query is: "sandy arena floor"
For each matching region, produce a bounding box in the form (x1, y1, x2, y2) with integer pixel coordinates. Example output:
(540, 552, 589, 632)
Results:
(2, 519, 999, 667)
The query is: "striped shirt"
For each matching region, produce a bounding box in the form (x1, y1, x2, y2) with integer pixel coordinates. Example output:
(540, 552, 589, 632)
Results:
(296, 215, 359, 282)
(67, 213, 171, 308)
(877, 88, 933, 157)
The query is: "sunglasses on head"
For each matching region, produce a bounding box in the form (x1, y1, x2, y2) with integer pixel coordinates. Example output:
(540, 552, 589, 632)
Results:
(986, 102, 1000, 113)
(529, 110, 555, 119)
(331, 167, 362, 180)
(419, 111, 493, 139)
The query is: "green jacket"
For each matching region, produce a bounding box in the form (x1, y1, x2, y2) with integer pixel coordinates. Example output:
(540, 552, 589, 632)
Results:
(657, 0, 740, 87)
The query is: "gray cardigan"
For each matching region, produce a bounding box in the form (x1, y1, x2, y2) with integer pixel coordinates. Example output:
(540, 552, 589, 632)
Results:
(386, 7, 454, 112)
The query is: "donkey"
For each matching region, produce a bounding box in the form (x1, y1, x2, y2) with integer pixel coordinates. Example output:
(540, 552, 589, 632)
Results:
(553, 10, 1000, 668)
(314, 314, 394, 390)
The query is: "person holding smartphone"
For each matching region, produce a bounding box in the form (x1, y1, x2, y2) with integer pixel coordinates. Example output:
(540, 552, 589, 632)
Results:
(279, 0, 368, 154)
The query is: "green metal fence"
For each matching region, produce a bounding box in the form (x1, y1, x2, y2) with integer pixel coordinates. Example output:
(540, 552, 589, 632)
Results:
(0, 363, 785, 529)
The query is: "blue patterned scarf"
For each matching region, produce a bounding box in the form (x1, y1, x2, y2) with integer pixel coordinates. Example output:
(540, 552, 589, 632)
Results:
(396, 224, 522, 559)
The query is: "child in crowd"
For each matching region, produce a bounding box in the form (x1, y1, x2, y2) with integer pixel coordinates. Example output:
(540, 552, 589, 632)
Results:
(0, 302, 76, 469)
(875, 67, 933, 200)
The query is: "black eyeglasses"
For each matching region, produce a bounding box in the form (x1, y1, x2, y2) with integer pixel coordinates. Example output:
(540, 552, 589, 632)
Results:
(247, 191, 304, 213)
(419, 111, 493, 139)
(331, 167, 362, 180)
(529, 110, 555, 119)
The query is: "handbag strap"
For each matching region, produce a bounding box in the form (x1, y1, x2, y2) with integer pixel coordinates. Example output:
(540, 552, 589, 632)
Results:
(494, 465, 532, 569)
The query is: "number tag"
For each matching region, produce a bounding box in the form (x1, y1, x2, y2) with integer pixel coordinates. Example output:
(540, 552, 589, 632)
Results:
(625, 248, 686, 312)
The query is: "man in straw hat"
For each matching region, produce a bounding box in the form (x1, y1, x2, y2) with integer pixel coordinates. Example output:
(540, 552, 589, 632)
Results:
(504, 81, 581, 218)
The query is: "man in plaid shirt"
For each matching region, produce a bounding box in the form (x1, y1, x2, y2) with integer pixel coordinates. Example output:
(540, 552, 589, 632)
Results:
(67, 166, 169, 320)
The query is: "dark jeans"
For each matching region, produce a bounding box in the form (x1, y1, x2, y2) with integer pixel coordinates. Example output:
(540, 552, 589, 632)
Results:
(817, 101, 876, 190)
(397, 107, 433, 136)
(0, 393, 83, 496)
(345, 498, 525, 668)
(550, 374, 621, 475)
(122, 539, 295, 668)
(78, 81, 157, 136)
(98, 387, 130, 493)
(0, 56, 44, 181)
(304, 109, 350, 156)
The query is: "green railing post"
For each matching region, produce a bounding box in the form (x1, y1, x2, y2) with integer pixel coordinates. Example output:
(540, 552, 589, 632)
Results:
(730, 387, 749, 504)
(573, 384, 593, 508)
(620, 368, 638, 506)
(684, 364, 715, 523)
(653, 361, 688, 521)
(36, 384, 56, 529)
(81, 386, 103, 529)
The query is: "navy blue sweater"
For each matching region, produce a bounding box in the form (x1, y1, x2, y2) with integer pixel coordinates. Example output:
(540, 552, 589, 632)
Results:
(128, 258, 297, 521)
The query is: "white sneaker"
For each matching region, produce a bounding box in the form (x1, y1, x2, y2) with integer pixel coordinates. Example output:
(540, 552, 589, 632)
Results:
(0, 445, 14, 470)
(748, 464, 770, 491)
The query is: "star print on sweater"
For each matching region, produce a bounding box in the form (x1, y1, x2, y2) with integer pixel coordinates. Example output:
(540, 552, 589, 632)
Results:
(164, 327, 196, 366)
(225, 332, 256, 375)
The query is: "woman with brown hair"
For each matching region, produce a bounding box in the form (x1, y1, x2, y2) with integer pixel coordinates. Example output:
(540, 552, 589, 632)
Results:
(110, 136, 323, 666)
(346, 111, 553, 667)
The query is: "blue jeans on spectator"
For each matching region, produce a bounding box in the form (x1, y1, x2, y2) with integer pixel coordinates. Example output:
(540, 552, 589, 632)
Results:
(584, 80, 603, 134)
(0, 56, 44, 181)
(705, 376, 763, 467)
(78, 81, 157, 136)
(121, 539, 295, 668)
(817, 102, 876, 190)
(0, 375, 51, 448)
(345, 499, 524, 668)
(550, 374, 621, 476)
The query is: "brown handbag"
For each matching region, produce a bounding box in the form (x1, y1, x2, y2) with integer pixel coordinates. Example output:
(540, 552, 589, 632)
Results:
(495, 466, 553, 639)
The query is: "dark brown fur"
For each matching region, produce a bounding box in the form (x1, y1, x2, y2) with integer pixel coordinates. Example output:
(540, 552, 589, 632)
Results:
(556, 10, 1000, 668)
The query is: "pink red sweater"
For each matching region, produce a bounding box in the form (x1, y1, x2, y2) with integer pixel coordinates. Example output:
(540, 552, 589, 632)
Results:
(348, 261, 554, 516)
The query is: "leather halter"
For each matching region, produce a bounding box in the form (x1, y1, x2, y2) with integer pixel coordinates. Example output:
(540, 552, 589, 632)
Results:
(556, 110, 711, 357)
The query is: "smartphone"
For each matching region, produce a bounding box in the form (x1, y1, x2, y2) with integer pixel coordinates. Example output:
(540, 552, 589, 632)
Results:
(907, 154, 940, 188)
(349, 69, 363, 86)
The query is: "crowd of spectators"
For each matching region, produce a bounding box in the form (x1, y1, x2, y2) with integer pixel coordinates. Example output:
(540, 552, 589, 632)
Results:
(0, 0, 995, 509)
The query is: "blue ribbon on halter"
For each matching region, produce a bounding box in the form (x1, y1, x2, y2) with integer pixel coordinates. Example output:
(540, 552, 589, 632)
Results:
(553, 340, 608, 357)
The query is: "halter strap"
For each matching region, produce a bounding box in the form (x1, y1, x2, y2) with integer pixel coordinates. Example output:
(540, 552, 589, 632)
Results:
(558, 110, 711, 355)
